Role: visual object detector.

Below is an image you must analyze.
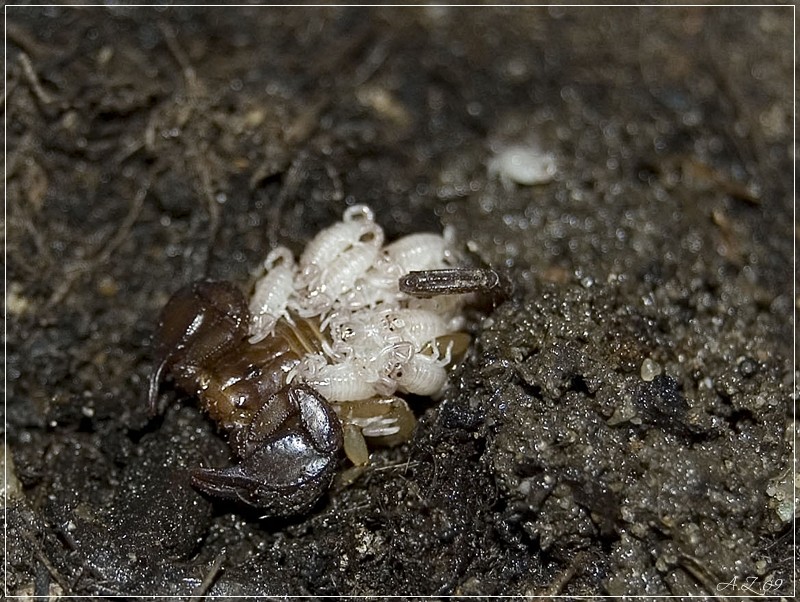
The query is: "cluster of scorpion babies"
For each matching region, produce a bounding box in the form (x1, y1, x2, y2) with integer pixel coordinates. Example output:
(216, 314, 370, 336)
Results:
(248, 205, 472, 466)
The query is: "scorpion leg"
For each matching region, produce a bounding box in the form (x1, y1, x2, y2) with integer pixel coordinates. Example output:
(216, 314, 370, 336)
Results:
(191, 383, 343, 516)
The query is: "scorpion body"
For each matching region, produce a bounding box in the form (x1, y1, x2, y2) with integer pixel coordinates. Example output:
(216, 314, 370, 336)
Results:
(149, 281, 342, 515)
(148, 207, 509, 515)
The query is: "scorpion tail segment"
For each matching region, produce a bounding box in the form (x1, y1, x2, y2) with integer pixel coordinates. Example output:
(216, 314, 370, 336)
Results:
(191, 427, 342, 516)
(148, 280, 251, 419)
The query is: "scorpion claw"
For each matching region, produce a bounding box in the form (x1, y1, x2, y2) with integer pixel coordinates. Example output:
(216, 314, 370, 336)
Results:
(191, 384, 343, 516)
(190, 435, 339, 514)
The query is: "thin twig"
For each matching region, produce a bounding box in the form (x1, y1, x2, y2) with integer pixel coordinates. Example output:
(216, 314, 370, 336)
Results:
(18, 52, 54, 106)
(189, 548, 226, 600)
(158, 21, 199, 100)
(19, 524, 72, 596)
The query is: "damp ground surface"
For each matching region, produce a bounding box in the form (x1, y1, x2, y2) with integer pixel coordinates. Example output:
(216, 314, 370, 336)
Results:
(5, 5, 795, 597)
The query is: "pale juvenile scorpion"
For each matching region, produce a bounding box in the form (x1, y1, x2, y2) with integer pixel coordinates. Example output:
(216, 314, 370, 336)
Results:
(149, 205, 506, 516)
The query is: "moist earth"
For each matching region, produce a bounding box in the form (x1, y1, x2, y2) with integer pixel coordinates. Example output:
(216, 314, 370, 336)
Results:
(5, 6, 794, 597)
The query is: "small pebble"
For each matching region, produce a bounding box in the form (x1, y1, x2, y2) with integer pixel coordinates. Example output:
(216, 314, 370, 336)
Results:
(640, 358, 662, 382)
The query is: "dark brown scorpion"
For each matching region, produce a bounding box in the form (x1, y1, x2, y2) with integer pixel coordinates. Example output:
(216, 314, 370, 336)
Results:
(148, 280, 343, 515)
(148, 268, 507, 516)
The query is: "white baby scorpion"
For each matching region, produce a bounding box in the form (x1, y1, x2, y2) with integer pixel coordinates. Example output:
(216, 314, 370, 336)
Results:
(293, 355, 378, 402)
(246, 205, 503, 466)
(291, 206, 384, 318)
(248, 246, 295, 343)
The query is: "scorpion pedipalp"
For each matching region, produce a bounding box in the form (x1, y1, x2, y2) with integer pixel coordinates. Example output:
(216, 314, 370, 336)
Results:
(191, 383, 342, 515)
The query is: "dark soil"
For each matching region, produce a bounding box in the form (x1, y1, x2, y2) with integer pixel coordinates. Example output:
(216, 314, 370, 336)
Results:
(5, 5, 795, 597)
